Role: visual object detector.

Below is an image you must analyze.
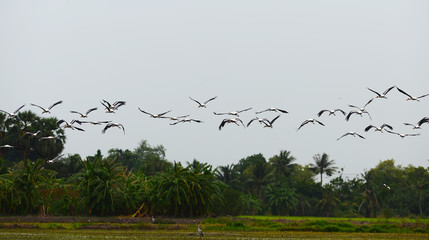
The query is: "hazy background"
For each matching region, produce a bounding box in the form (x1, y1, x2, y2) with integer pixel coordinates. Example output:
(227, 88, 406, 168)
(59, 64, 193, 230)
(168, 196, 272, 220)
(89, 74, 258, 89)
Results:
(1, 1, 428, 180)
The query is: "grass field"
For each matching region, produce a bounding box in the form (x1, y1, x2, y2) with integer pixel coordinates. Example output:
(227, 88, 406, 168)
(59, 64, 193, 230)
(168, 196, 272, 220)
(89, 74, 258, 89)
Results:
(0, 216, 428, 239)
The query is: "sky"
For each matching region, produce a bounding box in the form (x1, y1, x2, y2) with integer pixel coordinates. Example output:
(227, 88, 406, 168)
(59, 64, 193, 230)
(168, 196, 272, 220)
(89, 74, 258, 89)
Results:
(1, 1, 428, 181)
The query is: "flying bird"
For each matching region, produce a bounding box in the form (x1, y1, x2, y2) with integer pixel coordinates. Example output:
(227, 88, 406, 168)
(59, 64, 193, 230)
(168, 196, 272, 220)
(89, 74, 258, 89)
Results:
(138, 108, 172, 118)
(364, 124, 393, 132)
(102, 122, 125, 135)
(30, 100, 63, 114)
(261, 115, 281, 128)
(160, 114, 190, 121)
(70, 107, 98, 118)
(24, 130, 43, 138)
(218, 118, 245, 130)
(349, 98, 374, 112)
(57, 120, 85, 131)
(39, 136, 59, 141)
(345, 110, 372, 121)
(72, 120, 112, 125)
(386, 130, 420, 138)
(317, 109, 346, 117)
(189, 96, 217, 108)
(396, 87, 429, 101)
(170, 118, 203, 125)
(101, 100, 126, 113)
(367, 86, 396, 99)
(337, 132, 365, 141)
(247, 117, 270, 127)
(255, 107, 288, 114)
(0, 104, 25, 118)
(0, 144, 15, 149)
(213, 107, 252, 117)
(297, 119, 325, 131)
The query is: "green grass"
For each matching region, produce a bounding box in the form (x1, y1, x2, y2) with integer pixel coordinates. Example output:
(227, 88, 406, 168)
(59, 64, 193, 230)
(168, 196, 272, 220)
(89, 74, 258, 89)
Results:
(0, 228, 429, 240)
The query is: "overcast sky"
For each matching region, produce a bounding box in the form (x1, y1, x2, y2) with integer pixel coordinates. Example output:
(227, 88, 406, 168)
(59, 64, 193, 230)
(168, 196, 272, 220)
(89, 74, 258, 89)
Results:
(1, 1, 428, 180)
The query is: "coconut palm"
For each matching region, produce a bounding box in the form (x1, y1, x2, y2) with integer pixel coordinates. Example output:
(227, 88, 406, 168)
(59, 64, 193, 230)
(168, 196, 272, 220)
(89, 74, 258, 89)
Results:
(310, 153, 338, 186)
(269, 150, 297, 184)
(265, 183, 298, 215)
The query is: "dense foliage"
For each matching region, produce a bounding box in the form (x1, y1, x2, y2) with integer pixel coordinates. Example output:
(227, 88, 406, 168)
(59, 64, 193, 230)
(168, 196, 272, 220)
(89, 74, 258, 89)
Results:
(0, 111, 429, 217)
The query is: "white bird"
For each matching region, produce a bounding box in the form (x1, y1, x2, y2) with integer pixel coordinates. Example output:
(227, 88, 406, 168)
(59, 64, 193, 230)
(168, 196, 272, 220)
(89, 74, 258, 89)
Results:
(247, 117, 270, 127)
(348, 98, 374, 112)
(345, 110, 372, 121)
(367, 86, 396, 99)
(39, 136, 59, 141)
(0, 104, 25, 118)
(317, 109, 346, 117)
(248, 115, 280, 128)
(72, 120, 112, 125)
(297, 119, 325, 131)
(214, 107, 252, 117)
(383, 183, 391, 190)
(397, 87, 429, 101)
(160, 114, 190, 121)
(57, 120, 85, 131)
(403, 122, 421, 130)
(47, 154, 64, 163)
(102, 122, 125, 135)
(30, 101, 63, 114)
(70, 107, 98, 118)
(0, 144, 15, 149)
(170, 118, 203, 125)
(189, 96, 217, 108)
(151, 216, 156, 224)
(337, 132, 365, 141)
(364, 124, 393, 133)
(218, 118, 245, 130)
(386, 130, 420, 138)
(24, 130, 43, 137)
(255, 107, 288, 114)
(138, 108, 171, 118)
(197, 225, 204, 237)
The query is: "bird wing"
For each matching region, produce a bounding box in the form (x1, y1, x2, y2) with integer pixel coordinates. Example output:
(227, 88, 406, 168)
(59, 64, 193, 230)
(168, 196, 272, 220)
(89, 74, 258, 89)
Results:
(74, 126, 85, 132)
(396, 87, 413, 98)
(102, 99, 112, 108)
(383, 86, 396, 95)
(315, 120, 325, 126)
(345, 111, 355, 121)
(57, 119, 67, 126)
(157, 110, 172, 117)
(170, 121, 182, 125)
(364, 125, 375, 132)
(189, 96, 202, 106)
(204, 96, 217, 104)
(30, 103, 46, 111)
(102, 123, 113, 133)
(334, 109, 346, 115)
(403, 123, 415, 127)
(218, 119, 227, 130)
(317, 110, 328, 117)
(213, 112, 227, 115)
(255, 109, 268, 114)
(85, 107, 98, 115)
(70, 111, 84, 117)
(381, 124, 393, 130)
(237, 107, 252, 113)
(48, 100, 63, 110)
(276, 108, 288, 113)
(405, 133, 420, 137)
(191, 119, 203, 123)
(337, 133, 349, 141)
(367, 87, 381, 97)
(138, 108, 152, 116)
(363, 111, 372, 120)
(297, 120, 310, 130)
(416, 93, 429, 99)
(0, 109, 11, 115)
(270, 115, 281, 124)
(246, 118, 257, 127)
(385, 130, 400, 136)
(363, 98, 374, 108)
(417, 117, 429, 126)
(13, 104, 26, 114)
(356, 133, 366, 139)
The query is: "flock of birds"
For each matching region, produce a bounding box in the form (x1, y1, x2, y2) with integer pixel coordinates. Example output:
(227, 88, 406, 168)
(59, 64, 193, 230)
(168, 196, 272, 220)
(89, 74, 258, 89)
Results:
(0, 86, 428, 151)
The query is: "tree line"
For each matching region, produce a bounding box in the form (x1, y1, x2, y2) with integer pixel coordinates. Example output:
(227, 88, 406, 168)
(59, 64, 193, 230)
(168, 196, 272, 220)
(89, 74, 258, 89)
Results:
(1, 111, 428, 217)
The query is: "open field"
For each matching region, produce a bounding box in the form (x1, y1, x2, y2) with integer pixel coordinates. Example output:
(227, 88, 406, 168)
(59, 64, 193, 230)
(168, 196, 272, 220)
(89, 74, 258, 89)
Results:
(0, 216, 428, 239)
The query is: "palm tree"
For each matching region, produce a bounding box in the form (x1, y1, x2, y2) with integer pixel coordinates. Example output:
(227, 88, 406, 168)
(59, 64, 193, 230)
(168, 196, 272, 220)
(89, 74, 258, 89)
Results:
(269, 150, 297, 184)
(316, 185, 340, 217)
(265, 183, 298, 215)
(216, 164, 240, 188)
(310, 153, 338, 185)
